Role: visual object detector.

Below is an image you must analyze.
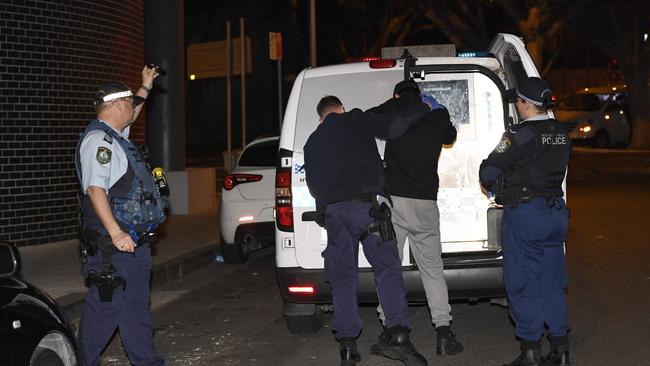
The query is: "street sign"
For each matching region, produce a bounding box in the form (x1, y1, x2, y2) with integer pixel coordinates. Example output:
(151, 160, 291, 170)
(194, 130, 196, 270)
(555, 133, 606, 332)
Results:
(269, 32, 283, 61)
(186, 37, 252, 80)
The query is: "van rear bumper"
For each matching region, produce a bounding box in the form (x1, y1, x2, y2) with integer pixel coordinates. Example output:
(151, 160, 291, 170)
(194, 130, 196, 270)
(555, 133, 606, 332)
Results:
(277, 256, 505, 304)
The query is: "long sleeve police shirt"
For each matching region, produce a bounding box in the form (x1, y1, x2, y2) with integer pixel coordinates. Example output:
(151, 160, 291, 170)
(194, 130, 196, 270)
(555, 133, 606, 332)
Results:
(368, 94, 457, 200)
(304, 103, 429, 212)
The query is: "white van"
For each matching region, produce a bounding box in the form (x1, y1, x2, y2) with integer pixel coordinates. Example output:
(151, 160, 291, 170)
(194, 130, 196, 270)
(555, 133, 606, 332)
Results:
(275, 34, 543, 334)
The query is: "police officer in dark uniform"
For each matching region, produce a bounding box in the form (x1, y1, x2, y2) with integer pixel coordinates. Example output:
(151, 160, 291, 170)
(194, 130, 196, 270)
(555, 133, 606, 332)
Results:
(479, 77, 571, 366)
(75, 66, 166, 366)
(304, 95, 432, 366)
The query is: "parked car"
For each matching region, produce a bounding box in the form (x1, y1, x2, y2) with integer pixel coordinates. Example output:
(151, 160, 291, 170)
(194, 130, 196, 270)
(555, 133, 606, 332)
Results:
(0, 242, 78, 365)
(554, 85, 632, 148)
(275, 33, 553, 333)
(219, 135, 279, 263)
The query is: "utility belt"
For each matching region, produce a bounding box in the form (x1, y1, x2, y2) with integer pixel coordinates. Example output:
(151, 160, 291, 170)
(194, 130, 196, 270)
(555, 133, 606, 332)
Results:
(497, 187, 562, 208)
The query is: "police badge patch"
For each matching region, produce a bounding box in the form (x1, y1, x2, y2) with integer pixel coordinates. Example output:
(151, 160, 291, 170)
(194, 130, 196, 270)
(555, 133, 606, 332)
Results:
(96, 147, 112, 164)
(493, 136, 511, 153)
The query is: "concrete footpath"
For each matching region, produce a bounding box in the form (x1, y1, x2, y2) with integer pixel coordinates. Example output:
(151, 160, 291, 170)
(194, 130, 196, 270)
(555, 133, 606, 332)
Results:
(18, 209, 220, 321)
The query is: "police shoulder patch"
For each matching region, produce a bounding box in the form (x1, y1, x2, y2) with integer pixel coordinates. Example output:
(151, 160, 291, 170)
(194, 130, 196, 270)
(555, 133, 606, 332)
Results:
(96, 147, 112, 164)
(493, 136, 511, 153)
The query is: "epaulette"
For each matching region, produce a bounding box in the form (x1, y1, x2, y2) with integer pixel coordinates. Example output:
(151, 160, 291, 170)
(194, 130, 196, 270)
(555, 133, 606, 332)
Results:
(103, 133, 113, 144)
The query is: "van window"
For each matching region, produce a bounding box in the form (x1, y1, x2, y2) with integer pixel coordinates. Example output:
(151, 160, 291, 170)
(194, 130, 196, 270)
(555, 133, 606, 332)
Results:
(237, 140, 279, 167)
(499, 46, 528, 89)
(293, 67, 402, 152)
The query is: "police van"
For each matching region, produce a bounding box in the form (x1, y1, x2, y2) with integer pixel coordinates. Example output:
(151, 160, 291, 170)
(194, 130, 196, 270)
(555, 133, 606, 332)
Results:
(275, 33, 546, 334)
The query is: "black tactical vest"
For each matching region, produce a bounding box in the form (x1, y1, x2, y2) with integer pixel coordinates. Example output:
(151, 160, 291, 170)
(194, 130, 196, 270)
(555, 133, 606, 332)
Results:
(502, 118, 570, 206)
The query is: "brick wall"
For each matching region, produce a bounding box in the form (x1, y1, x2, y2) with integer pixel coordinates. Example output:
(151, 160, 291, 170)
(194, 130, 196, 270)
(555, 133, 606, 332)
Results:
(0, 0, 145, 246)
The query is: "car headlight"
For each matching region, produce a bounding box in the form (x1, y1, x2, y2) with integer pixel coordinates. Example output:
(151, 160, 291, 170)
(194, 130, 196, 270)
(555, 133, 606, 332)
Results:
(578, 125, 592, 133)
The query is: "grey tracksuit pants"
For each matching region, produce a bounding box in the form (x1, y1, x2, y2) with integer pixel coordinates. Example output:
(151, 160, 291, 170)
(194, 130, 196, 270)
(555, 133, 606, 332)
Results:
(378, 195, 452, 327)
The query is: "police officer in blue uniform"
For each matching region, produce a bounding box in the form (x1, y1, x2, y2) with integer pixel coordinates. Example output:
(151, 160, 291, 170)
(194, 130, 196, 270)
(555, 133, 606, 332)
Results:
(75, 66, 166, 366)
(304, 95, 432, 366)
(479, 77, 571, 366)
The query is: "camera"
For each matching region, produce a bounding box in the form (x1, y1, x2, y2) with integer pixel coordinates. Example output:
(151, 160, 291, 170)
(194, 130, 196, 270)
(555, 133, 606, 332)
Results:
(145, 63, 167, 76)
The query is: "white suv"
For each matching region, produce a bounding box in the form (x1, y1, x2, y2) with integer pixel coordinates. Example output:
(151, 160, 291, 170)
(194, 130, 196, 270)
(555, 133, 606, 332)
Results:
(219, 135, 279, 263)
(554, 86, 632, 148)
(275, 34, 548, 333)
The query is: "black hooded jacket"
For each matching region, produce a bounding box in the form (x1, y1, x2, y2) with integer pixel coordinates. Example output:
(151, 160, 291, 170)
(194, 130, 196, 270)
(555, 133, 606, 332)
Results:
(368, 92, 457, 200)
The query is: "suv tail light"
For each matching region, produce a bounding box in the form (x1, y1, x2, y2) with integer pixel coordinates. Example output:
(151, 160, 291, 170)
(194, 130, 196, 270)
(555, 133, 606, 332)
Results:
(223, 174, 262, 190)
(276, 149, 293, 232)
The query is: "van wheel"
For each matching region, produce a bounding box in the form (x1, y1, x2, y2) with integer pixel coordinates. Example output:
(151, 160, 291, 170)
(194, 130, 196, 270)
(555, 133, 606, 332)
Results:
(30, 347, 65, 366)
(593, 130, 610, 148)
(284, 301, 324, 334)
(221, 235, 247, 264)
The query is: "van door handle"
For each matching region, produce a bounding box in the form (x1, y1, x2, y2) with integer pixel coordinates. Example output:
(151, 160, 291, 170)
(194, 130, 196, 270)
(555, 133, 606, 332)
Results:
(302, 211, 317, 221)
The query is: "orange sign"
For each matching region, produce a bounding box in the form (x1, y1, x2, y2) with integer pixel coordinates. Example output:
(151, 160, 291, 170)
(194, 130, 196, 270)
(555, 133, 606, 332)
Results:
(269, 32, 283, 61)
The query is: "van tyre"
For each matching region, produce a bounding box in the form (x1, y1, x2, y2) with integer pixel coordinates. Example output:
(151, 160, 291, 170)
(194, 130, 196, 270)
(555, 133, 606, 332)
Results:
(284, 301, 324, 334)
(593, 130, 610, 148)
(30, 347, 65, 366)
(221, 235, 246, 264)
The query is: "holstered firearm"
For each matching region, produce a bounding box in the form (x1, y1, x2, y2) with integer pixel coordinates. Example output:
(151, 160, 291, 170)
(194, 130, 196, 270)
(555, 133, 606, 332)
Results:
(368, 202, 396, 242)
(87, 267, 126, 302)
(78, 228, 126, 302)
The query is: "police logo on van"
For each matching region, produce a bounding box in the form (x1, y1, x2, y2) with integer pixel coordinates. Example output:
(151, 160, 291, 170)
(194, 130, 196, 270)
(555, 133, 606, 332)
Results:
(96, 147, 112, 164)
(493, 136, 511, 153)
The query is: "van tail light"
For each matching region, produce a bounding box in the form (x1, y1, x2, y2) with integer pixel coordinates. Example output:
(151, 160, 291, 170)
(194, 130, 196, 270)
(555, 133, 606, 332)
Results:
(369, 59, 397, 69)
(276, 149, 294, 232)
(223, 174, 262, 190)
(288, 285, 315, 295)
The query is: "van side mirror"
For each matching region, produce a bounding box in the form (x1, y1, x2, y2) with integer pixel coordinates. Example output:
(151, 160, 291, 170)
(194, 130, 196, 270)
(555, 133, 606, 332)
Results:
(0, 242, 20, 278)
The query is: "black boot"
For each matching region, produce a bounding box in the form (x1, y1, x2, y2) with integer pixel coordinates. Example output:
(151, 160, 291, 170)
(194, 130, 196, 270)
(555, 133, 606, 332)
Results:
(371, 326, 428, 366)
(502, 341, 541, 366)
(339, 337, 361, 366)
(436, 326, 464, 355)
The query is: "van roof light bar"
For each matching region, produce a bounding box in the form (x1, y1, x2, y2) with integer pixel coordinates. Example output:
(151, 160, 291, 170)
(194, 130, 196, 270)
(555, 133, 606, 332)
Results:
(381, 44, 456, 59)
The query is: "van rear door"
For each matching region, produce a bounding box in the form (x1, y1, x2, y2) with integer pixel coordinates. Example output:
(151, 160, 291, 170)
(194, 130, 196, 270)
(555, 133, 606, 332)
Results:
(405, 57, 507, 255)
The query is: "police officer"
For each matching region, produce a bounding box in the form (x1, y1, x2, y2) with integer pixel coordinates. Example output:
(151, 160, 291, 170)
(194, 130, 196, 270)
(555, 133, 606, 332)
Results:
(75, 65, 166, 366)
(304, 95, 431, 366)
(370, 80, 462, 356)
(479, 77, 571, 366)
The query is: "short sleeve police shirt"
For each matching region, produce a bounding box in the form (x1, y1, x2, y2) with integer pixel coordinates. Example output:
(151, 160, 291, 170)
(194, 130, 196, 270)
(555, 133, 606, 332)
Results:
(79, 122, 131, 192)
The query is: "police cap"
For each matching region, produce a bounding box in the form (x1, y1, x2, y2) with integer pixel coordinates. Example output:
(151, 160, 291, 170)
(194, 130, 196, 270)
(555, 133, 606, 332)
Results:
(505, 77, 552, 107)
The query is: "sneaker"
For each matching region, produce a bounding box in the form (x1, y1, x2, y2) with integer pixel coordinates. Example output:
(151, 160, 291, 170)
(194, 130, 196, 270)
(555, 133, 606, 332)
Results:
(540, 349, 570, 366)
(502, 349, 541, 366)
(339, 338, 361, 366)
(370, 327, 391, 355)
(436, 331, 463, 355)
(371, 330, 428, 366)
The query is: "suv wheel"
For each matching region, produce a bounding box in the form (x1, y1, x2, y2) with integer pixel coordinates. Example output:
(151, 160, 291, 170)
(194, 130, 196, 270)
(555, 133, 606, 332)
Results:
(284, 301, 324, 334)
(593, 130, 610, 148)
(30, 347, 65, 366)
(221, 235, 247, 264)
